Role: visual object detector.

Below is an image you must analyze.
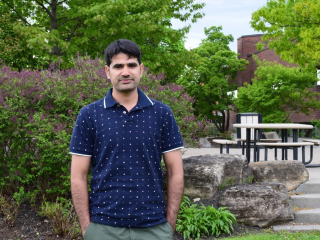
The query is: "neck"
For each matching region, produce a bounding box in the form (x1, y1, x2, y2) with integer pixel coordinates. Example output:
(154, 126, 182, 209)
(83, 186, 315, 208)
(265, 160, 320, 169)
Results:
(112, 88, 139, 112)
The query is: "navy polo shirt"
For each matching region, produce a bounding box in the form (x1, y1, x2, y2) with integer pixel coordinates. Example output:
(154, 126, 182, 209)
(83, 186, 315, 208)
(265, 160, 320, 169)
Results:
(69, 88, 183, 228)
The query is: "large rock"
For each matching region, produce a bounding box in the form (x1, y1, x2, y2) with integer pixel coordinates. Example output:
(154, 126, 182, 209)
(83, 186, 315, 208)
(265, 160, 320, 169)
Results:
(219, 183, 294, 227)
(249, 161, 309, 191)
(183, 154, 248, 199)
(199, 137, 238, 148)
(198, 138, 213, 148)
(262, 131, 281, 140)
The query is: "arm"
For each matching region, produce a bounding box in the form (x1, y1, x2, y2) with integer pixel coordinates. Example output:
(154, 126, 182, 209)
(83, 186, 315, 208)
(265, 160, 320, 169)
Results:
(163, 149, 184, 231)
(70, 154, 91, 236)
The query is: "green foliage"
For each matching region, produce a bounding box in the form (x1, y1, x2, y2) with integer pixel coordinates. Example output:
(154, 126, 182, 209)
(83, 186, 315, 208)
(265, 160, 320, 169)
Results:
(222, 230, 320, 240)
(0, 193, 20, 227)
(176, 195, 237, 240)
(178, 26, 248, 133)
(218, 177, 235, 191)
(38, 197, 81, 238)
(311, 119, 320, 139)
(140, 70, 207, 147)
(2, 0, 205, 79)
(0, 56, 109, 199)
(247, 175, 255, 184)
(0, 56, 204, 200)
(0, 14, 38, 70)
(235, 58, 320, 123)
(251, 0, 320, 71)
(242, 175, 255, 184)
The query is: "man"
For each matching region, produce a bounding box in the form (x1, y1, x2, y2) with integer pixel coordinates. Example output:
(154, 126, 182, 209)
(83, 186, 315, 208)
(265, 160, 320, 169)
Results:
(70, 39, 184, 240)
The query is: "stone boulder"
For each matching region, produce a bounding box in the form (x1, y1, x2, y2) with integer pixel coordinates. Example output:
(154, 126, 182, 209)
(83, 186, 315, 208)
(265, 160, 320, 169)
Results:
(249, 161, 309, 191)
(199, 138, 213, 148)
(219, 183, 294, 227)
(262, 131, 281, 140)
(199, 137, 238, 148)
(183, 154, 249, 199)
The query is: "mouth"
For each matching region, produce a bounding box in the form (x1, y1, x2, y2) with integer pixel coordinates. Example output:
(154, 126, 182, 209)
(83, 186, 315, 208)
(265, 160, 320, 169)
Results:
(120, 79, 133, 84)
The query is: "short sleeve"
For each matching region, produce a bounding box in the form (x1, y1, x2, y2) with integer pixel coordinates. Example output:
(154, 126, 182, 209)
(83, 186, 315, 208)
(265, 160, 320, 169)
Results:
(161, 107, 184, 153)
(69, 108, 95, 156)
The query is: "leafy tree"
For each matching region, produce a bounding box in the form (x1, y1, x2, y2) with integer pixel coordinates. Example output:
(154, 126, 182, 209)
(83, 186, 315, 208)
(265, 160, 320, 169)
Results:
(0, 12, 39, 70)
(235, 57, 320, 123)
(177, 26, 248, 133)
(1, 0, 204, 77)
(251, 0, 320, 71)
(153, 36, 195, 83)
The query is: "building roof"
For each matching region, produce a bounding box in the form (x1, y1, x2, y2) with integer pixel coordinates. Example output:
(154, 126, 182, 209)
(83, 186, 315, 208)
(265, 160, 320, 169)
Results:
(237, 34, 264, 40)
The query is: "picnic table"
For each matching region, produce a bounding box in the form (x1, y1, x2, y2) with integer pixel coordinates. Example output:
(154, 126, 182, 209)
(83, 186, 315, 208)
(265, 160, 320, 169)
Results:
(233, 123, 313, 163)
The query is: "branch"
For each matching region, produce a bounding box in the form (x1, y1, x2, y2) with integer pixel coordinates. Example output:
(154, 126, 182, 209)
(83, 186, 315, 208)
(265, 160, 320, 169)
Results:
(56, 17, 81, 28)
(66, 20, 83, 42)
(295, 12, 320, 25)
(1, 0, 30, 25)
(247, 48, 269, 58)
(57, 0, 68, 5)
(34, 0, 52, 17)
(279, 24, 302, 28)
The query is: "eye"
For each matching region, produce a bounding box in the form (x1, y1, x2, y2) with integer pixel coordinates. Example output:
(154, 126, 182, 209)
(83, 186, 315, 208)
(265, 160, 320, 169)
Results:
(128, 63, 138, 68)
(113, 65, 123, 69)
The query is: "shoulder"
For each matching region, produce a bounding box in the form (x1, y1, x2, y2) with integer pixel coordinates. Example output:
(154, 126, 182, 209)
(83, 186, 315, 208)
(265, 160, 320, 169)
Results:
(79, 98, 105, 113)
(148, 99, 177, 120)
(149, 98, 171, 111)
(77, 98, 105, 120)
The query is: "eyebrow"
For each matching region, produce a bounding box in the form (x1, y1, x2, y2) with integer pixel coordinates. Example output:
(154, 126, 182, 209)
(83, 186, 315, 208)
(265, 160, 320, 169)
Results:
(112, 62, 139, 68)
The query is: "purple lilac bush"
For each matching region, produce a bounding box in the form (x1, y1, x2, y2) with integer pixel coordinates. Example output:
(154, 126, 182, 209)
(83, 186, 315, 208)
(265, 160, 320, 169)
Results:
(0, 57, 206, 200)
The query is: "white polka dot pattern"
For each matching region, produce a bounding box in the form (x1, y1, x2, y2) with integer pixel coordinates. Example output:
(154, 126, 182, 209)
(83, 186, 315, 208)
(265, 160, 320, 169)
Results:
(69, 88, 183, 227)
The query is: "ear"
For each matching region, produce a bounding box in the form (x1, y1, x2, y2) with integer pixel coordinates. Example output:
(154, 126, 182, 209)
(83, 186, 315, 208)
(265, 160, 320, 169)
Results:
(105, 65, 110, 79)
(140, 63, 144, 77)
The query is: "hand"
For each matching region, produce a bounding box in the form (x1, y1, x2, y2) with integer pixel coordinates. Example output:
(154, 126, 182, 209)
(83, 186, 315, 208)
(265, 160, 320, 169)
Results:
(82, 222, 90, 237)
(166, 217, 176, 232)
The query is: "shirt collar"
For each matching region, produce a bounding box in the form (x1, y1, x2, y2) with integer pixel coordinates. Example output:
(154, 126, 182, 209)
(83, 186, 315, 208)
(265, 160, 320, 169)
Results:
(104, 88, 154, 109)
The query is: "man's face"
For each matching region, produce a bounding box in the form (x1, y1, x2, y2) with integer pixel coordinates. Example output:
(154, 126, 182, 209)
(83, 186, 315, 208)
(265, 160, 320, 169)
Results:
(105, 53, 143, 93)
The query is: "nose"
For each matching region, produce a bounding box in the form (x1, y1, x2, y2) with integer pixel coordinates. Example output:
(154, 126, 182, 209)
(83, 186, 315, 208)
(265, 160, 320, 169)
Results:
(121, 65, 130, 77)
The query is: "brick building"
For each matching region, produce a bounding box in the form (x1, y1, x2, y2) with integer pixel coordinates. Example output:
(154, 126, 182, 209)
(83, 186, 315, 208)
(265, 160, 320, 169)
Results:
(229, 34, 320, 133)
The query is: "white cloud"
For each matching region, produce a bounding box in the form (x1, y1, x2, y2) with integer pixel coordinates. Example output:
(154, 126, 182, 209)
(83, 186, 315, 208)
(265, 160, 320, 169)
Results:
(171, 0, 267, 52)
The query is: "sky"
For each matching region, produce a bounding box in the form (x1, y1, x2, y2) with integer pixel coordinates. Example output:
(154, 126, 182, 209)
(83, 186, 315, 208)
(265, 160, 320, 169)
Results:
(171, 0, 268, 52)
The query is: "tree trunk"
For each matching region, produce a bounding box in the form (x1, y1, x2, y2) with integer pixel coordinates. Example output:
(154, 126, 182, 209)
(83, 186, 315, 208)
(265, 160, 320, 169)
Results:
(50, 0, 60, 70)
(226, 109, 230, 132)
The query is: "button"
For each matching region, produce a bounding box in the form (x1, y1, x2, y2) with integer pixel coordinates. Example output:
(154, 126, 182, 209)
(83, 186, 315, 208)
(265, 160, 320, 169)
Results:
(123, 111, 126, 114)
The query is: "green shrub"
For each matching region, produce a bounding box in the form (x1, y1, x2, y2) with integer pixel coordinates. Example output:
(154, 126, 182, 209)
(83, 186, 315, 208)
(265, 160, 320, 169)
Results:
(176, 196, 237, 240)
(0, 56, 205, 200)
(311, 119, 320, 139)
(0, 57, 109, 199)
(140, 70, 208, 146)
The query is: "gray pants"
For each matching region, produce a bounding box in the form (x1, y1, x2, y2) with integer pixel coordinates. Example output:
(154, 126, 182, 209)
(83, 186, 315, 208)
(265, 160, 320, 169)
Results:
(84, 221, 173, 240)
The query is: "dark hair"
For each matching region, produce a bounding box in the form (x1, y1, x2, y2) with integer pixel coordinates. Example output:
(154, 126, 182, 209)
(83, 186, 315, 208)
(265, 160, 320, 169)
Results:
(104, 39, 142, 66)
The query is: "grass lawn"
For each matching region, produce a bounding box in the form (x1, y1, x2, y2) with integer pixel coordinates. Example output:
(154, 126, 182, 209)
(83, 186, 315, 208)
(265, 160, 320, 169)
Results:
(221, 230, 320, 239)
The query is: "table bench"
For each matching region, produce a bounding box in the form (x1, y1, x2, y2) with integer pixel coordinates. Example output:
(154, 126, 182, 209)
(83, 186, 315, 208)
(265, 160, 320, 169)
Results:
(303, 139, 320, 146)
(256, 142, 314, 165)
(233, 123, 313, 163)
(211, 140, 238, 154)
(237, 138, 282, 155)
